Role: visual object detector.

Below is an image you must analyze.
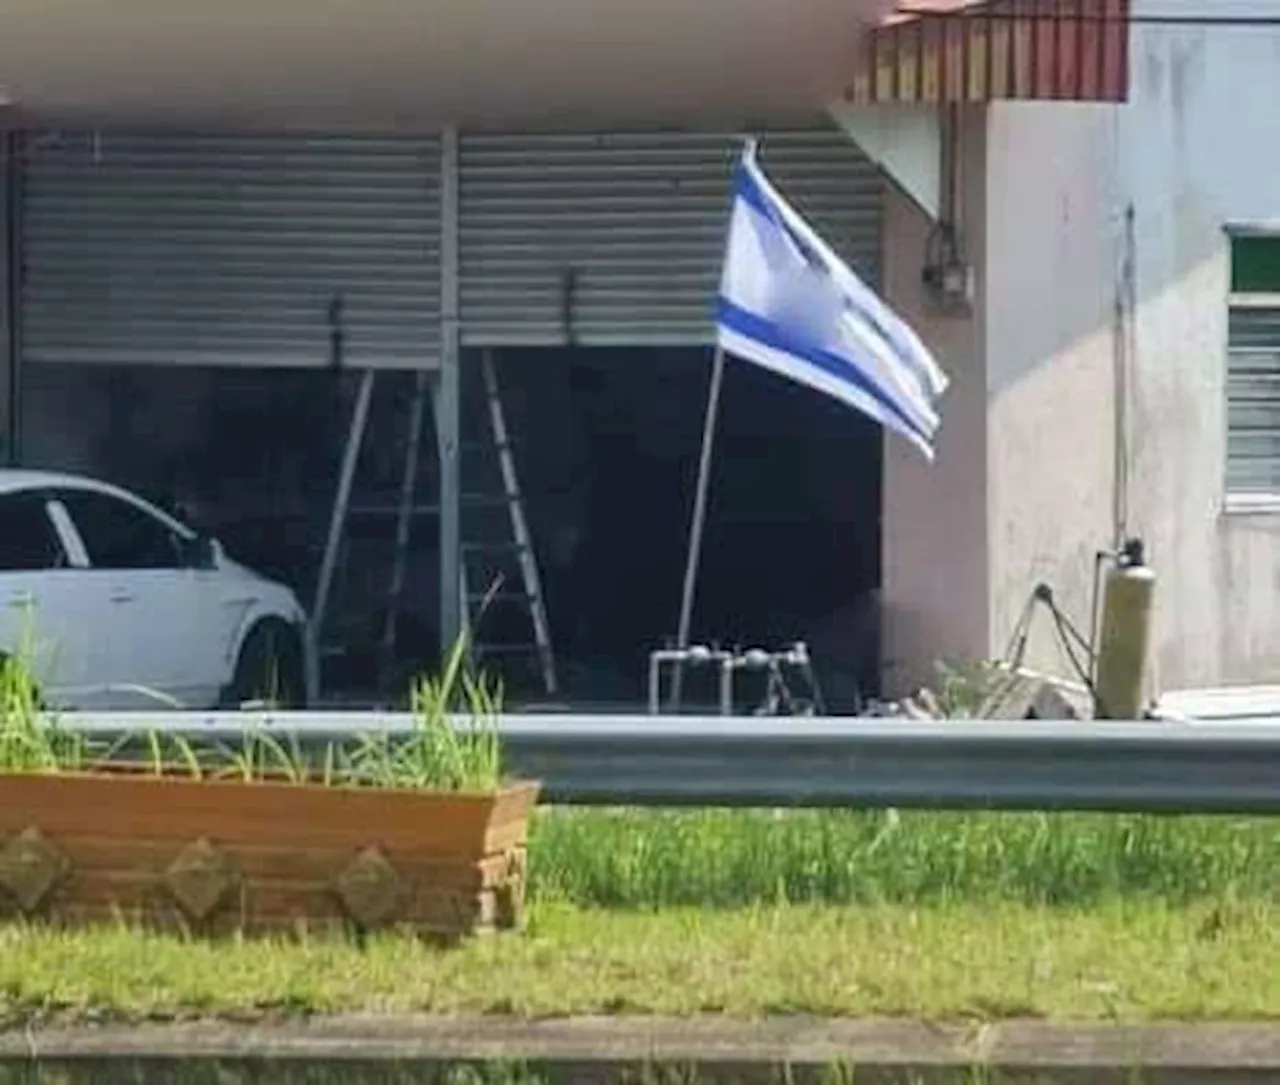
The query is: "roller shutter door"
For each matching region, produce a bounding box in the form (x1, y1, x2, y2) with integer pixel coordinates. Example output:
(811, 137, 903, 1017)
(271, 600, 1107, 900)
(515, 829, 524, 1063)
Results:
(20, 131, 441, 369)
(458, 125, 882, 347)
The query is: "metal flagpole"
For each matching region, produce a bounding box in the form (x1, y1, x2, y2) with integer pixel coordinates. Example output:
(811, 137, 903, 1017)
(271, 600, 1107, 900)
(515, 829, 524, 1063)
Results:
(672, 343, 728, 707)
(670, 137, 755, 708)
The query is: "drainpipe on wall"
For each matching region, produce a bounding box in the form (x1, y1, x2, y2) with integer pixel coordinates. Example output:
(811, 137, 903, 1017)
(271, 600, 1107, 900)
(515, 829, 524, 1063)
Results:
(920, 104, 975, 317)
(1113, 201, 1137, 550)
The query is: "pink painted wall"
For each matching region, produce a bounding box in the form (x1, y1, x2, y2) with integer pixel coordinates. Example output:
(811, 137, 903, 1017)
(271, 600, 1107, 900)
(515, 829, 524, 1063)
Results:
(983, 102, 1119, 683)
(879, 108, 989, 696)
(883, 18, 1280, 698)
(880, 102, 1117, 696)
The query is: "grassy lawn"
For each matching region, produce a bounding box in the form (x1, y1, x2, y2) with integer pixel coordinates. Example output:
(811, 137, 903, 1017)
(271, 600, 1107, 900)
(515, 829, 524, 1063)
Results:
(1, 808, 1278, 1026)
(5, 659, 1277, 1033)
(529, 808, 1280, 907)
(1, 897, 1276, 1023)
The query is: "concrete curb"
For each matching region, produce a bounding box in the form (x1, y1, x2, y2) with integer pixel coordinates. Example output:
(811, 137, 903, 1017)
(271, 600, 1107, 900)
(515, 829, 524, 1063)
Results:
(2, 1016, 1280, 1083)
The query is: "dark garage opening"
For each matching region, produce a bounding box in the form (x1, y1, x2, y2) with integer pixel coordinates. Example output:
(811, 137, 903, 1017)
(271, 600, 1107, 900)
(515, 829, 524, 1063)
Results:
(18, 363, 442, 698)
(493, 347, 883, 711)
(20, 349, 883, 710)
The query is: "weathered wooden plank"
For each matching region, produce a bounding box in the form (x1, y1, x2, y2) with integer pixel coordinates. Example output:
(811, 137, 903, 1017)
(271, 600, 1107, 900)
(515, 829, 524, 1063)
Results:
(0, 774, 538, 855)
(5, 835, 519, 891)
(0, 773, 537, 939)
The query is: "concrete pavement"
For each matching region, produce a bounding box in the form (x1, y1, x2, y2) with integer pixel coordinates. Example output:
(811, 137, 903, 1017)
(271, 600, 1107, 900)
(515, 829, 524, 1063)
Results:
(2, 1014, 1280, 1082)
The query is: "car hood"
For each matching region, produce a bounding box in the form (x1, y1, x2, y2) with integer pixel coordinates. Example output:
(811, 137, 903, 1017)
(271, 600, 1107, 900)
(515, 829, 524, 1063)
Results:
(217, 553, 273, 582)
(216, 553, 299, 600)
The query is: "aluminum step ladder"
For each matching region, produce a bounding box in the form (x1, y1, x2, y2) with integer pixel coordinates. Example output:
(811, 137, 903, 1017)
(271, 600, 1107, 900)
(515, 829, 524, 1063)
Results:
(457, 351, 557, 696)
(309, 358, 557, 698)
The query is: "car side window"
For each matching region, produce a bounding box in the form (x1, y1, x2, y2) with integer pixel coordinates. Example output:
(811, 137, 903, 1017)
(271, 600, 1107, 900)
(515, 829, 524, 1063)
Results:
(57, 490, 183, 571)
(0, 493, 68, 571)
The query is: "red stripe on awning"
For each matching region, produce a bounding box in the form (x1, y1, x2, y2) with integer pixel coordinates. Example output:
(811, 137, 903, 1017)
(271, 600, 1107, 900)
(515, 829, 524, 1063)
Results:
(846, 0, 1130, 104)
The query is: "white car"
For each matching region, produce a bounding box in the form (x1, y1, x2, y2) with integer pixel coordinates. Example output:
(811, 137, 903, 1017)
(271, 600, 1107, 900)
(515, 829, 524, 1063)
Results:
(0, 469, 313, 710)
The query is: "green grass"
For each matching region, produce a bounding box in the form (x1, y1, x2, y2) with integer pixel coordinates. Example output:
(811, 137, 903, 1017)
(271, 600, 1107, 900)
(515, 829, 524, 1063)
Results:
(4, 634, 1280, 1027)
(0, 805, 1275, 1024)
(527, 807, 1280, 908)
(0, 635, 505, 792)
(0, 897, 1276, 1024)
(0, 664, 86, 775)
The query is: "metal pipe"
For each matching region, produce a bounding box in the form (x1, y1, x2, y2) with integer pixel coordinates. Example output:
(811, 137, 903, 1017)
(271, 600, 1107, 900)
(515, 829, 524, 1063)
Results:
(648, 645, 732, 714)
(673, 345, 728, 707)
(719, 656, 734, 716)
(381, 366, 431, 678)
(651, 644, 815, 716)
(647, 653, 662, 715)
(437, 126, 462, 660)
(309, 368, 376, 680)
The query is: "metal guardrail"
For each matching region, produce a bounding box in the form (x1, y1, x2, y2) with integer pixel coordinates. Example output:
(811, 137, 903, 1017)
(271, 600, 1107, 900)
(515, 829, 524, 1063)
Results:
(42, 711, 1280, 813)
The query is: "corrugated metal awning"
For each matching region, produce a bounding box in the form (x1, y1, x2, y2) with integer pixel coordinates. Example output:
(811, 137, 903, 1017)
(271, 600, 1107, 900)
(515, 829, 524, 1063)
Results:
(845, 0, 1130, 104)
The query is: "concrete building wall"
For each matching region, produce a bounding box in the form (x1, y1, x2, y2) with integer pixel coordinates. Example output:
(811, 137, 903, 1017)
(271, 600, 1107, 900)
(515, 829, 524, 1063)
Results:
(983, 102, 1120, 683)
(881, 100, 1121, 696)
(975, 0, 1280, 694)
(1118, 2, 1280, 689)
(880, 108, 989, 696)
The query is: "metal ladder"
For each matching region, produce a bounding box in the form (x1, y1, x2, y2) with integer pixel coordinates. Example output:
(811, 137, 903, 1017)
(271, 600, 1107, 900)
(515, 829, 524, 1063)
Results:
(309, 357, 557, 698)
(457, 352, 557, 696)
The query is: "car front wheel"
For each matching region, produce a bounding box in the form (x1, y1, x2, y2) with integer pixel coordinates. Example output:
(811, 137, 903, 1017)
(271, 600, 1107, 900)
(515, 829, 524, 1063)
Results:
(223, 620, 306, 710)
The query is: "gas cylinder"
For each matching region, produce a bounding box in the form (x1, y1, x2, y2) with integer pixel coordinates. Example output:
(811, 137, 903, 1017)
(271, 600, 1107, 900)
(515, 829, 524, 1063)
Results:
(1093, 538, 1156, 720)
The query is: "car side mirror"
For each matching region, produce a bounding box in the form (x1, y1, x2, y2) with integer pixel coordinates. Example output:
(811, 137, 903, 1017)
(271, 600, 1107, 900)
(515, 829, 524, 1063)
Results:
(184, 533, 219, 570)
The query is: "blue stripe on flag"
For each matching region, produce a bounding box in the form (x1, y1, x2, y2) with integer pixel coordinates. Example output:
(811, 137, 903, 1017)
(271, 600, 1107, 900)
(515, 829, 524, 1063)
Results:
(734, 163, 829, 276)
(733, 160, 776, 224)
(732, 158, 926, 389)
(715, 296, 933, 449)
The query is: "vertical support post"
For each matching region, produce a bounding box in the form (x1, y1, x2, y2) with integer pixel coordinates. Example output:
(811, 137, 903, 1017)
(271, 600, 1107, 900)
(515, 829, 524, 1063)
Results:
(380, 365, 431, 680)
(309, 367, 376, 681)
(437, 126, 463, 660)
(0, 130, 21, 467)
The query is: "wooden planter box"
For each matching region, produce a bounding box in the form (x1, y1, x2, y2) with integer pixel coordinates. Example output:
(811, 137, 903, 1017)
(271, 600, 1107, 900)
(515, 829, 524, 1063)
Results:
(0, 771, 539, 939)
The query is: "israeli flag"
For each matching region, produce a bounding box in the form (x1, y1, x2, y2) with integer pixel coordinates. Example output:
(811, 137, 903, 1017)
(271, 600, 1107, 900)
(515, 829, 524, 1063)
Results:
(716, 141, 949, 459)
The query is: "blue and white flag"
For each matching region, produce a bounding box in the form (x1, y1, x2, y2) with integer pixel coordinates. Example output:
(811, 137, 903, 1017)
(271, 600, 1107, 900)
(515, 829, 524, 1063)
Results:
(715, 141, 949, 460)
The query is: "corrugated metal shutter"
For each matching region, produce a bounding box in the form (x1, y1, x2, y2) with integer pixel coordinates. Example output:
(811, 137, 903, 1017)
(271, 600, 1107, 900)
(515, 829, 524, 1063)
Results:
(21, 131, 441, 369)
(458, 127, 882, 347)
(1227, 306, 1280, 493)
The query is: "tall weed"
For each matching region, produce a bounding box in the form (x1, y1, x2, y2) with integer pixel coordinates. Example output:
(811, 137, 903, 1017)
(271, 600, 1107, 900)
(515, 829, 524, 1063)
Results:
(0, 635, 84, 773)
(1, 632, 506, 793)
(346, 634, 504, 791)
